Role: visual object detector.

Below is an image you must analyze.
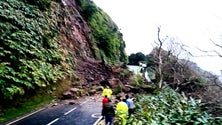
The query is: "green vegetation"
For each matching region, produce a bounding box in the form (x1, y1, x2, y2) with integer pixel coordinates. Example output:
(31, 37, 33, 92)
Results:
(0, 92, 54, 123)
(0, 0, 72, 100)
(127, 88, 222, 125)
(128, 52, 153, 66)
(21, 0, 52, 10)
(128, 52, 146, 65)
(77, 0, 128, 64)
(130, 74, 145, 87)
(0, 0, 128, 123)
(0, 78, 72, 123)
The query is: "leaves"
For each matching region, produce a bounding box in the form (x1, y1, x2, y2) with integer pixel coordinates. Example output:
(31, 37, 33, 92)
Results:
(128, 88, 222, 124)
(0, 0, 72, 99)
(79, 0, 127, 64)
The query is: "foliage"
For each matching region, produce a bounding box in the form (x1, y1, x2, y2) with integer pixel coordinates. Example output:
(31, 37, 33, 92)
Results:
(148, 48, 207, 92)
(21, 0, 52, 10)
(128, 52, 152, 66)
(77, 0, 128, 64)
(0, 78, 73, 123)
(130, 74, 145, 87)
(0, 0, 72, 99)
(128, 88, 222, 125)
(0, 92, 54, 123)
(128, 52, 146, 65)
(119, 68, 131, 79)
(147, 67, 156, 80)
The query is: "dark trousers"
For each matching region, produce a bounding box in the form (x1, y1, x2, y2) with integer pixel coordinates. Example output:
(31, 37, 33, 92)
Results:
(105, 115, 113, 125)
(129, 108, 134, 116)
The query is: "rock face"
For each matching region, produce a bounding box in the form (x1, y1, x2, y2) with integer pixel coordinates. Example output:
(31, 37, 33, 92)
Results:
(57, 0, 132, 96)
(59, 0, 96, 59)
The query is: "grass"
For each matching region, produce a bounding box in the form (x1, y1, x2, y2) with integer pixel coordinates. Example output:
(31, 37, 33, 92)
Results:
(0, 95, 54, 123)
(0, 78, 73, 124)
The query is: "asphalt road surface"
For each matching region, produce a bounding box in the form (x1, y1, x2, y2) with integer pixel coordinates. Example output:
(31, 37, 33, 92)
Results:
(4, 96, 102, 125)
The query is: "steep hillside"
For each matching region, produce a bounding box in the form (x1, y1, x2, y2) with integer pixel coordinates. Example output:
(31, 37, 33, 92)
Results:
(0, 0, 128, 121)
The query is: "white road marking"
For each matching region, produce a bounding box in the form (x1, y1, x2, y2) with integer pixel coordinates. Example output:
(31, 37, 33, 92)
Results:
(6, 99, 94, 125)
(93, 116, 103, 125)
(46, 118, 59, 125)
(91, 113, 102, 118)
(64, 107, 77, 115)
(6, 108, 45, 125)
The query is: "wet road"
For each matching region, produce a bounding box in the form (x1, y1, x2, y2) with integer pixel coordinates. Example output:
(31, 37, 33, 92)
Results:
(5, 96, 102, 125)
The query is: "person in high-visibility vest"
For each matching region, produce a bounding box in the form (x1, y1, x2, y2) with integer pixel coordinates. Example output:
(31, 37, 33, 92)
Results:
(116, 98, 129, 125)
(102, 86, 112, 98)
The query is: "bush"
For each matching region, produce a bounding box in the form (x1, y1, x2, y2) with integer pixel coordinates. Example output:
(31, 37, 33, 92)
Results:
(128, 88, 222, 124)
(22, 0, 52, 10)
(0, 0, 71, 99)
(130, 74, 145, 87)
(77, 0, 127, 64)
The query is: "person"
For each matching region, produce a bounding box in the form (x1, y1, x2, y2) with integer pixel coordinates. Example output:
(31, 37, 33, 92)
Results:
(102, 86, 112, 98)
(125, 94, 135, 117)
(116, 98, 128, 125)
(102, 98, 115, 125)
(102, 95, 109, 107)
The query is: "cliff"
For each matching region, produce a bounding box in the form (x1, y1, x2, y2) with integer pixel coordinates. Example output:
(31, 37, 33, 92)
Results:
(0, 0, 127, 104)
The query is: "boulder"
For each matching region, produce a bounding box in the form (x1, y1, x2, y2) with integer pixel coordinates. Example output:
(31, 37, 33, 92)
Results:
(69, 101, 76, 105)
(70, 88, 79, 94)
(124, 84, 140, 93)
(108, 78, 128, 94)
(62, 91, 72, 99)
(88, 89, 97, 95)
(96, 86, 104, 91)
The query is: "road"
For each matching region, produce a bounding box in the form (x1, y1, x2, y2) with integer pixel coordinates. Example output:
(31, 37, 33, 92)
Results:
(4, 96, 102, 125)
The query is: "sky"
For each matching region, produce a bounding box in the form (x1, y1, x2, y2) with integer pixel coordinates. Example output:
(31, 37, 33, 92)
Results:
(92, 0, 222, 75)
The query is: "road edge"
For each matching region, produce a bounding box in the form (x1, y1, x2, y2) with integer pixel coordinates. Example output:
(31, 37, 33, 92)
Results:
(93, 116, 103, 125)
(3, 107, 46, 125)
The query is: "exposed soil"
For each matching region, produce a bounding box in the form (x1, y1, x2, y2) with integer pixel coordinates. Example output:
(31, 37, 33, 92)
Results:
(51, 58, 137, 114)
(75, 58, 131, 89)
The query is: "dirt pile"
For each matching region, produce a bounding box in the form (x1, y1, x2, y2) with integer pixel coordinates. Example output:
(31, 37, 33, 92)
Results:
(75, 58, 131, 89)
(61, 58, 135, 99)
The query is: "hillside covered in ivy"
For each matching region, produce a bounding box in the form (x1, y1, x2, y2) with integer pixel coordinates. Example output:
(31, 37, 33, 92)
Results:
(0, 0, 127, 105)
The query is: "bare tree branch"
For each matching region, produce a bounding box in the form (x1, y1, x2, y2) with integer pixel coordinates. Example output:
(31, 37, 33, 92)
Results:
(213, 50, 222, 57)
(205, 75, 222, 88)
(196, 48, 220, 57)
(211, 39, 222, 48)
(157, 26, 164, 88)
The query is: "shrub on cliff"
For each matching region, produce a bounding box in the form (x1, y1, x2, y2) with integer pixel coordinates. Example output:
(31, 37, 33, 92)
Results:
(0, 0, 72, 99)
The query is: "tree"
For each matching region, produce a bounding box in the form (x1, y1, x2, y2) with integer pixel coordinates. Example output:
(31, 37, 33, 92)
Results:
(149, 27, 193, 89)
(128, 52, 146, 65)
(196, 39, 222, 86)
(212, 40, 222, 57)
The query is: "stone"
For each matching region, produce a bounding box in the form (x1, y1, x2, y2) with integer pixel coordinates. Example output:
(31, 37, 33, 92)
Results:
(89, 89, 97, 95)
(62, 91, 72, 99)
(70, 88, 79, 94)
(69, 101, 76, 105)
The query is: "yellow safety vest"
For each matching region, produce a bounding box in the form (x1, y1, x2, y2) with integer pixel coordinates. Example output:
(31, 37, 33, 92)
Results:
(102, 88, 112, 98)
(116, 101, 128, 116)
(116, 101, 128, 125)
